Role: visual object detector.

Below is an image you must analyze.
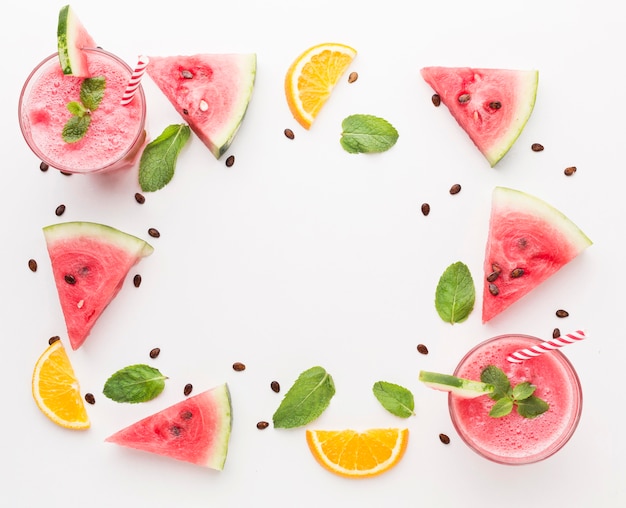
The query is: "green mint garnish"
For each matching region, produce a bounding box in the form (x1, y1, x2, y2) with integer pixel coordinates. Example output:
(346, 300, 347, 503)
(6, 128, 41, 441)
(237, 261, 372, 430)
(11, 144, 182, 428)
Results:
(272, 366, 335, 428)
(340, 114, 399, 153)
(372, 381, 415, 418)
(103, 364, 168, 403)
(435, 261, 475, 324)
(480, 365, 549, 419)
(138, 124, 191, 192)
(62, 76, 106, 143)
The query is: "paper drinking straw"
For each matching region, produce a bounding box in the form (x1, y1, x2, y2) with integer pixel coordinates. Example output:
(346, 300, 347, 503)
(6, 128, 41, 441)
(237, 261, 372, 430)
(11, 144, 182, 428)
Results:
(506, 329, 586, 363)
(120, 55, 149, 106)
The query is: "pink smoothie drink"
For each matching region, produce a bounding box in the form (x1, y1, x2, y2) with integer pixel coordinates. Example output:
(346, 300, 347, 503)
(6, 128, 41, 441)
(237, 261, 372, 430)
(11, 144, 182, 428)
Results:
(449, 334, 582, 465)
(19, 48, 146, 174)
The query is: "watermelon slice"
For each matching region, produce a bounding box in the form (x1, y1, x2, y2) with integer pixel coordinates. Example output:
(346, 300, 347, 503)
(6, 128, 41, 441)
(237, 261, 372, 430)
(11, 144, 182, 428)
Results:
(57, 5, 97, 77)
(146, 54, 256, 159)
(106, 383, 233, 470)
(43, 222, 154, 350)
(482, 187, 592, 323)
(420, 67, 538, 166)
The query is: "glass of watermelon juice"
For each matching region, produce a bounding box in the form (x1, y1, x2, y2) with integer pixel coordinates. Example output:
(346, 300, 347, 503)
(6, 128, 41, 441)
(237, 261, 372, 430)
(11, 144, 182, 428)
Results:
(449, 334, 582, 465)
(18, 48, 147, 174)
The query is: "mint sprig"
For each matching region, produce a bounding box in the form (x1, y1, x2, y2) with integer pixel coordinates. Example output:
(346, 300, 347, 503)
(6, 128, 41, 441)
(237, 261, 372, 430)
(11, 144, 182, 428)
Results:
(480, 365, 549, 419)
(372, 381, 415, 418)
(62, 76, 106, 143)
(103, 364, 168, 403)
(340, 114, 399, 153)
(435, 261, 476, 324)
(138, 124, 191, 192)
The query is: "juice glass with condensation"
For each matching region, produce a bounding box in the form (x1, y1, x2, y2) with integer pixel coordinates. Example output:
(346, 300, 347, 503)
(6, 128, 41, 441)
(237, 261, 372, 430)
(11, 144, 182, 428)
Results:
(449, 334, 582, 465)
(18, 48, 147, 174)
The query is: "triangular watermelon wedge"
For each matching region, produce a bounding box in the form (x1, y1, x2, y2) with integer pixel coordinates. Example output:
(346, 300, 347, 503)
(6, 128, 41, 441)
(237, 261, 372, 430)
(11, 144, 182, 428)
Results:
(420, 67, 538, 167)
(146, 53, 256, 159)
(482, 187, 592, 323)
(43, 222, 154, 350)
(105, 383, 232, 470)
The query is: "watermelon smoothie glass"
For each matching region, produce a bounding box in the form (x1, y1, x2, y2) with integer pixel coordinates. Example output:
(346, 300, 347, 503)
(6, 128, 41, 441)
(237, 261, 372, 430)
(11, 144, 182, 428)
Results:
(18, 48, 147, 174)
(449, 334, 582, 465)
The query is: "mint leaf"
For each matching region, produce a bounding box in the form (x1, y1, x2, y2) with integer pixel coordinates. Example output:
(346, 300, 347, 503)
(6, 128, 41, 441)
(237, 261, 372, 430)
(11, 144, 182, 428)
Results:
(373, 381, 415, 418)
(489, 397, 514, 418)
(340, 114, 399, 153)
(480, 365, 511, 400)
(103, 364, 168, 403)
(517, 396, 549, 418)
(272, 366, 335, 428)
(139, 124, 191, 192)
(62, 115, 92, 143)
(434, 261, 475, 324)
(62, 76, 106, 143)
(512, 382, 536, 401)
(80, 76, 105, 111)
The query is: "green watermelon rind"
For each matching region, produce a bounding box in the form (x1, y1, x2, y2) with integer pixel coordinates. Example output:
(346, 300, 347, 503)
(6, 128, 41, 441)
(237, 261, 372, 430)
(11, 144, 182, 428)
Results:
(57, 5, 97, 77)
(419, 370, 494, 399)
(43, 221, 154, 258)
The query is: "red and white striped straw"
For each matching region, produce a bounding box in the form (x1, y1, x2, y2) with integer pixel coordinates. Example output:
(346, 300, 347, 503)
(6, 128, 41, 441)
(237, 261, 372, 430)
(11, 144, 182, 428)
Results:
(506, 329, 586, 363)
(120, 55, 149, 106)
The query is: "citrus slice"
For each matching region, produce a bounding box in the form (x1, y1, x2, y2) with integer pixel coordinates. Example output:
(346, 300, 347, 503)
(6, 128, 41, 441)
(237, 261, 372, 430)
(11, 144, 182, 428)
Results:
(284, 42, 357, 129)
(306, 428, 408, 478)
(419, 370, 494, 398)
(32, 339, 90, 430)
(57, 4, 97, 76)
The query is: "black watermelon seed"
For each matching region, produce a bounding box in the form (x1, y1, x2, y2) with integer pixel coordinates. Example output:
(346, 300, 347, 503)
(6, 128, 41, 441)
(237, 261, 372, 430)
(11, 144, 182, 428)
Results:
(270, 381, 280, 393)
(256, 421, 270, 430)
(531, 143, 544, 152)
(431, 94, 441, 107)
(225, 155, 235, 167)
(149, 347, 160, 359)
(564, 166, 577, 176)
(421, 203, 431, 216)
(284, 128, 295, 139)
(184, 383, 193, 396)
(134, 192, 145, 204)
(39, 162, 49, 172)
(556, 309, 569, 318)
(28, 259, 38, 272)
(417, 344, 429, 355)
(449, 184, 461, 195)
(553, 328, 561, 339)
(84, 393, 96, 405)
(55, 204, 66, 216)
(64, 274, 76, 284)
(133, 274, 142, 287)
(148, 228, 160, 238)
(181, 410, 193, 420)
(232, 362, 246, 371)
(439, 433, 451, 444)
(48, 336, 60, 345)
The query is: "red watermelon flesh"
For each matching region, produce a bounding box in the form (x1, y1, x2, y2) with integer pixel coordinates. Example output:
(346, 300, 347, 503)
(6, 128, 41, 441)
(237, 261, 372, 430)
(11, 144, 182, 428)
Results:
(420, 67, 538, 167)
(43, 222, 154, 350)
(482, 187, 592, 323)
(147, 54, 256, 159)
(105, 383, 232, 470)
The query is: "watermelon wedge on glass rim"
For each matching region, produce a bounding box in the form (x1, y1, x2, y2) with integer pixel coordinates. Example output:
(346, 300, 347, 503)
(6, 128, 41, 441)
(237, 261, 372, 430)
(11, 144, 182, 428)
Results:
(106, 383, 233, 470)
(146, 53, 256, 159)
(43, 221, 154, 350)
(420, 66, 538, 167)
(482, 187, 592, 323)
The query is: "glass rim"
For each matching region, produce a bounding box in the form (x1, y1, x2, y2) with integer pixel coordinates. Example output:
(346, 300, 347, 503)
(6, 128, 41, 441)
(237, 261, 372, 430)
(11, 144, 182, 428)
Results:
(18, 48, 147, 174)
(448, 334, 583, 466)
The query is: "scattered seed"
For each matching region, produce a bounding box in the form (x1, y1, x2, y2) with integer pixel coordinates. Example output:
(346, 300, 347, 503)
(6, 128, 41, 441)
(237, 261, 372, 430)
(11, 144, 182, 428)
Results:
(181, 69, 193, 79)
(458, 93, 471, 104)
(182, 108, 189, 115)
(39, 161, 49, 172)
(556, 309, 569, 318)
(134, 192, 146, 204)
(284, 128, 295, 140)
(348, 71, 358, 83)
(488, 283, 499, 296)
(133, 274, 142, 288)
(184, 383, 193, 396)
(28, 259, 38, 272)
(449, 184, 461, 195)
(439, 433, 451, 444)
(257, 421, 270, 430)
(84, 393, 96, 405)
(431, 94, 441, 107)
(232, 362, 246, 372)
(510, 268, 524, 278)
(564, 166, 577, 176)
(421, 203, 431, 216)
(531, 143, 544, 152)
(270, 381, 280, 393)
(64, 274, 76, 284)
(60, 171, 73, 176)
(225, 155, 235, 167)
(417, 344, 429, 355)
(488, 101, 502, 110)
(148, 227, 160, 238)
(55, 204, 66, 216)
(48, 335, 60, 345)
(149, 347, 161, 359)
(553, 328, 561, 339)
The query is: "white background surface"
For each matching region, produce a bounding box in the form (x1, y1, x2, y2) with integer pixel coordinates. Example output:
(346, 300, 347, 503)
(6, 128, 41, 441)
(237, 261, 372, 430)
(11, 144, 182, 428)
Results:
(2, 1, 624, 506)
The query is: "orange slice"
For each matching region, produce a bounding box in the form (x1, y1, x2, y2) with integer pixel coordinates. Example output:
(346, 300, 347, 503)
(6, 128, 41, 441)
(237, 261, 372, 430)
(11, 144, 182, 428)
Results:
(306, 428, 408, 478)
(285, 42, 357, 129)
(32, 339, 90, 430)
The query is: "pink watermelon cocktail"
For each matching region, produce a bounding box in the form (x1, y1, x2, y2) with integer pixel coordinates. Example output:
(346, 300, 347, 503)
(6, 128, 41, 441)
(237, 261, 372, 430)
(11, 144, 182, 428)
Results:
(449, 334, 582, 465)
(19, 48, 147, 174)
